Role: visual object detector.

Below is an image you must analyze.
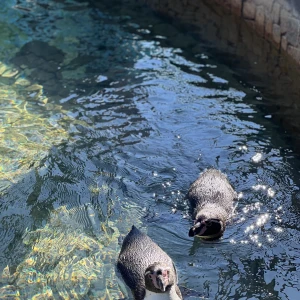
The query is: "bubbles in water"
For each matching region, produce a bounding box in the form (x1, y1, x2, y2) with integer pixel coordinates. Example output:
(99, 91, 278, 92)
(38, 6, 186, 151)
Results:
(251, 152, 263, 163)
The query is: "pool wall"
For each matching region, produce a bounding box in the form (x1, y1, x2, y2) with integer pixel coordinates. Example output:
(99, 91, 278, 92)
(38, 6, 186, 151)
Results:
(142, 0, 300, 65)
(138, 0, 300, 149)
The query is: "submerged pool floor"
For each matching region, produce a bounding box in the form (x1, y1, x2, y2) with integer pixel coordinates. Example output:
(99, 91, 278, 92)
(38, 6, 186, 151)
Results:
(0, 0, 299, 299)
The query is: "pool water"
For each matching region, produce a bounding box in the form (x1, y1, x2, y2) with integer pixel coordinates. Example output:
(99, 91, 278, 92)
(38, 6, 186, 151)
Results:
(0, 0, 299, 299)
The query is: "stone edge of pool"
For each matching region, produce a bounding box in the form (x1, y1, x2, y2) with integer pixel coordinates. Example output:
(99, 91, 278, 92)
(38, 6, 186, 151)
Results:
(135, 0, 300, 151)
(141, 0, 300, 66)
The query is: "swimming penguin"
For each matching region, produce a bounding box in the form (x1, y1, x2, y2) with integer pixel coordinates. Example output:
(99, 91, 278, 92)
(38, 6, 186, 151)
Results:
(187, 168, 237, 240)
(117, 225, 183, 300)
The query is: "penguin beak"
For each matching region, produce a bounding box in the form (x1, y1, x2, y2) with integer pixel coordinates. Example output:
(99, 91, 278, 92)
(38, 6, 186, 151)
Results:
(188, 221, 207, 237)
(189, 219, 224, 239)
(156, 275, 168, 292)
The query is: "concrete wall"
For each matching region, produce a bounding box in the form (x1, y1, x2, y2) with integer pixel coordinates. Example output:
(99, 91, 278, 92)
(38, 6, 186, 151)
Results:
(142, 0, 300, 65)
(140, 0, 300, 149)
(218, 0, 300, 64)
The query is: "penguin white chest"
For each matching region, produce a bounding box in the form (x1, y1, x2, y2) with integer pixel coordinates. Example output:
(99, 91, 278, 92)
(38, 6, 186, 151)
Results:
(144, 290, 171, 300)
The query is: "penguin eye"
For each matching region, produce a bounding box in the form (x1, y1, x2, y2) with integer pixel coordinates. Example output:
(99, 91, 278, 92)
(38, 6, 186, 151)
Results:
(156, 270, 162, 276)
(148, 274, 152, 279)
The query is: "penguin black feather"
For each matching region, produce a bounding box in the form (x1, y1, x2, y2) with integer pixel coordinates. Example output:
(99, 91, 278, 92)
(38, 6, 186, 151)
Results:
(117, 226, 182, 300)
(187, 168, 237, 240)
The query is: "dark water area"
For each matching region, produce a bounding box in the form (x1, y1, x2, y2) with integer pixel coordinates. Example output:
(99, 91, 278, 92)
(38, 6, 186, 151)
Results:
(0, 0, 299, 299)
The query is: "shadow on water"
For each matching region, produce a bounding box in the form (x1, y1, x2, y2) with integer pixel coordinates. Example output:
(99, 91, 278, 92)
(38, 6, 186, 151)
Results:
(0, 0, 300, 299)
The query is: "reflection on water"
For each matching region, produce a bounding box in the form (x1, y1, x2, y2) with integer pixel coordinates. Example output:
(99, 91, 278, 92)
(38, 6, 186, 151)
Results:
(0, 0, 299, 299)
(1, 205, 123, 299)
(0, 63, 68, 184)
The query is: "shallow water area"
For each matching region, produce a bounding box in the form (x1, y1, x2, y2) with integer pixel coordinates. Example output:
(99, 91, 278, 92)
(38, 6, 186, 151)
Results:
(0, 0, 300, 299)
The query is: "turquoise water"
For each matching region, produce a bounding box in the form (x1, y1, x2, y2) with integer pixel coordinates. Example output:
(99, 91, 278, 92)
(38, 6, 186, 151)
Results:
(0, 0, 299, 299)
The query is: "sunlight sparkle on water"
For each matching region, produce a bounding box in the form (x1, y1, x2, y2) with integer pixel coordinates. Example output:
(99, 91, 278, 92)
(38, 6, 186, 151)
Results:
(267, 188, 275, 197)
(239, 145, 248, 151)
(245, 213, 269, 233)
(252, 152, 263, 163)
(243, 202, 261, 213)
(245, 224, 255, 233)
(95, 75, 108, 82)
(182, 213, 189, 219)
(249, 235, 262, 247)
(253, 184, 267, 191)
(274, 227, 283, 233)
(256, 213, 269, 226)
(250, 234, 258, 241)
(252, 185, 275, 197)
(238, 192, 243, 199)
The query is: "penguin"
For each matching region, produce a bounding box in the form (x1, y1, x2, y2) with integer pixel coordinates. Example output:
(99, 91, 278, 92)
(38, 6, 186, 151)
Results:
(117, 225, 183, 300)
(187, 168, 237, 240)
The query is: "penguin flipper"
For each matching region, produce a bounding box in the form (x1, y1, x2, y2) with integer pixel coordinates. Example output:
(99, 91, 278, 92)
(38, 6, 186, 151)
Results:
(133, 288, 146, 300)
(175, 285, 183, 299)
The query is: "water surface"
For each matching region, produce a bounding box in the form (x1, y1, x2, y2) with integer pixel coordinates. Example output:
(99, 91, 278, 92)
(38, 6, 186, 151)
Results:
(0, 0, 299, 299)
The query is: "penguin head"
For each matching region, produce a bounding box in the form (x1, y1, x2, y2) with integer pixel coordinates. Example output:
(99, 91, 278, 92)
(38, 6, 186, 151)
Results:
(144, 263, 174, 293)
(188, 217, 224, 240)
